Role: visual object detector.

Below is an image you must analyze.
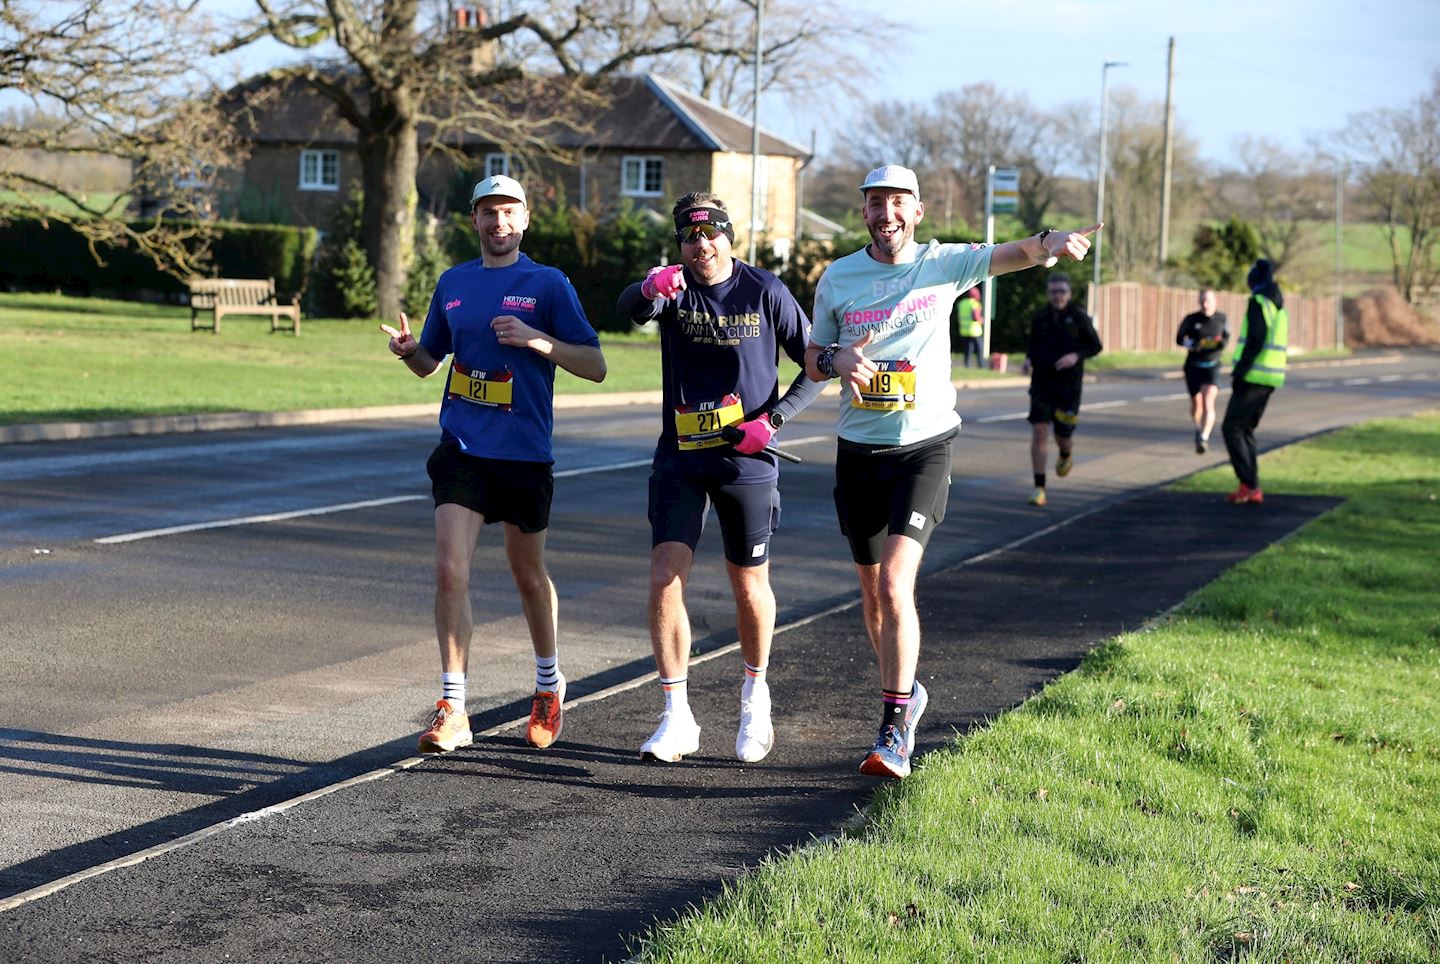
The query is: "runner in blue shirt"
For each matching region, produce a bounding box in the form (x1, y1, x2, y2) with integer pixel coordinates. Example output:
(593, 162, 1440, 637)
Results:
(806, 164, 1101, 779)
(381, 174, 606, 758)
(617, 191, 824, 764)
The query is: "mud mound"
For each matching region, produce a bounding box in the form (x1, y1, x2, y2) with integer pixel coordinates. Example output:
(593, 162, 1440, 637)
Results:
(1343, 287, 1440, 347)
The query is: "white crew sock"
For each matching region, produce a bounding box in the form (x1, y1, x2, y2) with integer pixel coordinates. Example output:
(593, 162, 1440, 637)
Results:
(441, 671, 466, 713)
(535, 654, 560, 693)
(659, 675, 689, 715)
(741, 661, 768, 701)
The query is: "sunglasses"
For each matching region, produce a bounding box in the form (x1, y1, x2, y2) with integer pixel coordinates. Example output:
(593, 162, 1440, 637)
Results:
(676, 222, 730, 245)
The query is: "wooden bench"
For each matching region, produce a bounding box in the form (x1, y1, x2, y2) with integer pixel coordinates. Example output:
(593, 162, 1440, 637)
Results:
(187, 278, 301, 334)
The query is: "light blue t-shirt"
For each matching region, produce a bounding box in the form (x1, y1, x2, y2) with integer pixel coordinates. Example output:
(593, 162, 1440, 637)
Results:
(811, 240, 992, 445)
(419, 254, 599, 463)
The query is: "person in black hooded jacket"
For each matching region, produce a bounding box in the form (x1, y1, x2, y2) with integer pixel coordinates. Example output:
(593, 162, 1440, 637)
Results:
(1222, 258, 1287, 505)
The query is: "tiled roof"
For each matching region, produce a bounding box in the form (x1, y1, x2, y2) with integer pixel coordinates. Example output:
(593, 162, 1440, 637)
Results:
(223, 71, 810, 158)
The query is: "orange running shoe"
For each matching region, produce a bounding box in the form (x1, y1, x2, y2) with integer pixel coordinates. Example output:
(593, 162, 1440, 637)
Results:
(526, 672, 566, 749)
(417, 698, 473, 754)
(1226, 484, 1264, 505)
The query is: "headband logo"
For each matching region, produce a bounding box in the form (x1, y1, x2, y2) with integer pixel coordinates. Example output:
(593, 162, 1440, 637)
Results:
(690, 210, 712, 222)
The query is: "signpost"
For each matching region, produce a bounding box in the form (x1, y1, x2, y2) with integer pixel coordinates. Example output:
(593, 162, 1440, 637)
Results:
(982, 166, 1020, 361)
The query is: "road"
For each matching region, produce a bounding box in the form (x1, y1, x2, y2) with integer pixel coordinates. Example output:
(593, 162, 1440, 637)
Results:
(1, 349, 1435, 905)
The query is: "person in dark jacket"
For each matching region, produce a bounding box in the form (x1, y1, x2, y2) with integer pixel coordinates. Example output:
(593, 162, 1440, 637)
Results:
(1222, 259, 1288, 505)
(1021, 272, 1102, 506)
(1175, 287, 1228, 453)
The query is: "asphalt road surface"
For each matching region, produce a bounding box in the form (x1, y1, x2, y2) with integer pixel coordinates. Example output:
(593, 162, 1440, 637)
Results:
(0, 349, 1435, 957)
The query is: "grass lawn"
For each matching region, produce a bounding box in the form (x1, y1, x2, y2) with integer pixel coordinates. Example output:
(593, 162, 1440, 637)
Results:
(3, 292, 1018, 426)
(628, 412, 1440, 962)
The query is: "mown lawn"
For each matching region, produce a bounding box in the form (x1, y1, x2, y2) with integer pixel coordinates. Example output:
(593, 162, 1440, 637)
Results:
(627, 412, 1440, 963)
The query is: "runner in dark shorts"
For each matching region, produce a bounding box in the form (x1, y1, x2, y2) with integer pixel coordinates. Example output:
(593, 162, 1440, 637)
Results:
(1021, 272, 1101, 507)
(617, 190, 824, 765)
(834, 435, 953, 566)
(1176, 287, 1229, 453)
(381, 173, 606, 758)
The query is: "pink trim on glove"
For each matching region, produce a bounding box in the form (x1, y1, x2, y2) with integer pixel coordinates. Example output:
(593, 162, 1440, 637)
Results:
(641, 264, 686, 300)
(732, 413, 777, 455)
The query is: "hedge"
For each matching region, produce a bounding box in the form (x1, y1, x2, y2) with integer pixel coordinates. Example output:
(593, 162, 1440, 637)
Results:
(0, 217, 318, 302)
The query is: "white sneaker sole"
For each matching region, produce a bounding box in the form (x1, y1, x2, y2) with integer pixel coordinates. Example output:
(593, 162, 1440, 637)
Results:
(418, 731, 474, 755)
(640, 728, 701, 763)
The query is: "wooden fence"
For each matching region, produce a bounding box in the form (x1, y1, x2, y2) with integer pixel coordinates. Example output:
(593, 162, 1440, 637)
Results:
(1086, 283, 1342, 353)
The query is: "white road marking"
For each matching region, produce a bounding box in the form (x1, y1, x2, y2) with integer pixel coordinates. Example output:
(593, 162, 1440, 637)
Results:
(0, 498, 1117, 914)
(1139, 392, 1192, 402)
(975, 412, 1029, 423)
(1342, 377, 1373, 386)
(94, 437, 834, 545)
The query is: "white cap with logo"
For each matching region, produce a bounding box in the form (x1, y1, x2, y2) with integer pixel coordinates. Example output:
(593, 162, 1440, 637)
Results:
(859, 165, 920, 201)
(470, 174, 527, 209)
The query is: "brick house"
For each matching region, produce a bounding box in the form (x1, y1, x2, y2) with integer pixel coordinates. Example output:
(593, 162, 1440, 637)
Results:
(221, 72, 811, 257)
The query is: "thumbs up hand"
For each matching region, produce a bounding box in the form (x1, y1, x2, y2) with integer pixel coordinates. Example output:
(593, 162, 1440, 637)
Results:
(837, 330, 879, 397)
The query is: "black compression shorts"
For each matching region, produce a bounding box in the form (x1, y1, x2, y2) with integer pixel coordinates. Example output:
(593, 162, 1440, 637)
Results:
(648, 466, 780, 567)
(833, 435, 952, 566)
(427, 440, 553, 533)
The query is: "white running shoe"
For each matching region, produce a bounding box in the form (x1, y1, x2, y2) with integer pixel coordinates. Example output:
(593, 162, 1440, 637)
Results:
(735, 685, 774, 763)
(640, 709, 701, 762)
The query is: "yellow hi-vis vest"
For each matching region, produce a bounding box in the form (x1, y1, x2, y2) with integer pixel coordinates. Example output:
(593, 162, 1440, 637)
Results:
(1233, 293, 1288, 387)
(957, 297, 983, 338)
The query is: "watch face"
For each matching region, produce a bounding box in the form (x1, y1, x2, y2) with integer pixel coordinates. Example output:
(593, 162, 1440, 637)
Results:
(768, 411, 785, 428)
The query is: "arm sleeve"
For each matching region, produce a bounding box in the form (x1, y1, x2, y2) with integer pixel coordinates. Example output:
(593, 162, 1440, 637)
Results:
(1078, 311, 1102, 359)
(771, 367, 827, 423)
(1233, 301, 1265, 379)
(617, 281, 664, 326)
(1176, 317, 1191, 348)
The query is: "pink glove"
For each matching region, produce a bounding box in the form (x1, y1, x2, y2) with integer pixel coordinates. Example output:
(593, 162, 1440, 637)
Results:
(641, 264, 686, 300)
(731, 414, 777, 455)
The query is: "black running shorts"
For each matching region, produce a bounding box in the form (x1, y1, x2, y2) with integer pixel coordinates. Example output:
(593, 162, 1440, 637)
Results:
(1027, 377, 1083, 439)
(833, 435, 952, 566)
(648, 465, 780, 568)
(1184, 361, 1220, 396)
(426, 440, 553, 533)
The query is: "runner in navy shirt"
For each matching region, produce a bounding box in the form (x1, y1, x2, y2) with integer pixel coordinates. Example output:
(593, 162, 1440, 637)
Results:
(617, 191, 823, 765)
(381, 174, 606, 758)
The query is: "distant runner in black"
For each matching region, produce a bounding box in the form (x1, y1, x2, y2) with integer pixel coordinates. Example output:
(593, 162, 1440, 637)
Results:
(1021, 272, 1103, 507)
(1176, 287, 1229, 453)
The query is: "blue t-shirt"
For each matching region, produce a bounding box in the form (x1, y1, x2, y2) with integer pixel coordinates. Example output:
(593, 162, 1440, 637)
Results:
(633, 260, 812, 484)
(419, 254, 600, 463)
(812, 240, 992, 446)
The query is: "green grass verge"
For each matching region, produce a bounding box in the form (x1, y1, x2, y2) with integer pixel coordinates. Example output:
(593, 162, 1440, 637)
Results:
(628, 412, 1440, 963)
(3, 292, 1027, 425)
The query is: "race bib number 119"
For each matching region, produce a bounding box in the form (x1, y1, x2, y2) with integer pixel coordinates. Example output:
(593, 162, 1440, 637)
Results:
(852, 359, 917, 410)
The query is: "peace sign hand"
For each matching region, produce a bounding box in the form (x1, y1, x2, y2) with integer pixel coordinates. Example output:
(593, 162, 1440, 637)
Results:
(380, 312, 418, 358)
(1042, 223, 1104, 265)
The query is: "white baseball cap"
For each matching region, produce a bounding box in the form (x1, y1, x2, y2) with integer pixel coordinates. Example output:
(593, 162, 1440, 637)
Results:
(859, 165, 920, 201)
(470, 174, 527, 208)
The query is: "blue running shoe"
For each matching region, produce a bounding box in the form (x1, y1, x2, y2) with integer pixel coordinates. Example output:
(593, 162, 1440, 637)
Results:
(858, 724, 911, 779)
(905, 680, 929, 754)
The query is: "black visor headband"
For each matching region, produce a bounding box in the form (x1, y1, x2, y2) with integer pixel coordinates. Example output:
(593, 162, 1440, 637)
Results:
(674, 207, 735, 245)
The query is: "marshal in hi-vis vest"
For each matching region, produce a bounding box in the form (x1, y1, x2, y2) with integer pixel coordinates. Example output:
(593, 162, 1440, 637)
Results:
(956, 296, 983, 338)
(1233, 293, 1288, 388)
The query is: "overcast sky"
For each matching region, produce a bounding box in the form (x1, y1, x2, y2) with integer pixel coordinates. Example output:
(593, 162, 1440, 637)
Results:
(765, 0, 1440, 166)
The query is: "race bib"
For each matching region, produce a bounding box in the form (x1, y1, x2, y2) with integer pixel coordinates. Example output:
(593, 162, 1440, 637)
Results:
(852, 359, 917, 410)
(447, 362, 514, 411)
(674, 393, 744, 450)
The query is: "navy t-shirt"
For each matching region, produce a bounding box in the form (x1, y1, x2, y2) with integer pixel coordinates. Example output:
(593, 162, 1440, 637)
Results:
(627, 260, 811, 484)
(420, 254, 600, 463)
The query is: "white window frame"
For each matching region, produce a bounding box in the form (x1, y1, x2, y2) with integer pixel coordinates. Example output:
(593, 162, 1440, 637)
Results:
(484, 153, 511, 177)
(621, 155, 665, 197)
(299, 149, 340, 192)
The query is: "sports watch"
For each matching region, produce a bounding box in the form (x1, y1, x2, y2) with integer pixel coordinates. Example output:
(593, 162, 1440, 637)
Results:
(766, 410, 786, 429)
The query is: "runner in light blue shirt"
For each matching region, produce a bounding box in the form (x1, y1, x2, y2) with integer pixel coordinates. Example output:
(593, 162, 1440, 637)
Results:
(804, 164, 1102, 780)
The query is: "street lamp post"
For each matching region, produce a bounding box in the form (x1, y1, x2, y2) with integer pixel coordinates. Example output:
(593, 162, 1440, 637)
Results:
(1093, 60, 1126, 294)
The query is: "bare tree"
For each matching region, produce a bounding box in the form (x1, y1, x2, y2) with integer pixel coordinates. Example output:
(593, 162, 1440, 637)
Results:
(649, 0, 890, 115)
(1, 0, 241, 276)
(1088, 87, 1200, 282)
(1215, 136, 1330, 275)
(222, 0, 866, 319)
(1344, 71, 1440, 304)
